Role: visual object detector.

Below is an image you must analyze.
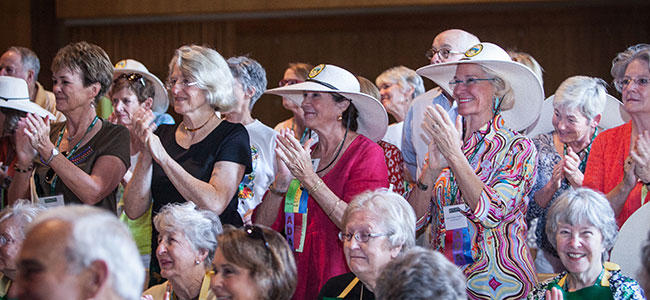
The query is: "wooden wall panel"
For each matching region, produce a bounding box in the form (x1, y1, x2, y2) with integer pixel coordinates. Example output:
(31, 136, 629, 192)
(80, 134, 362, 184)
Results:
(0, 1, 32, 52)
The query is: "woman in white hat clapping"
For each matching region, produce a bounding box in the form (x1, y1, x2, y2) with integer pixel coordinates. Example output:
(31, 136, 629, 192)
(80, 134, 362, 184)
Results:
(254, 64, 389, 300)
(410, 42, 543, 299)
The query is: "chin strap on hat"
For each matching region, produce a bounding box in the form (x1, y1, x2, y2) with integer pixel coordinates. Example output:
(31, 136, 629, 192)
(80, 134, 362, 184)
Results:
(493, 96, 502, 114)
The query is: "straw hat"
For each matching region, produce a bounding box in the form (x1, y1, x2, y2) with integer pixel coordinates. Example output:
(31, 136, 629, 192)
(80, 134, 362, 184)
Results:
(0, 76, 55, 119)
(265, 64, 388, 142)
(525, 94, 629, 138)
(416, 42, 544, 131)
(114, 59, 169, 114)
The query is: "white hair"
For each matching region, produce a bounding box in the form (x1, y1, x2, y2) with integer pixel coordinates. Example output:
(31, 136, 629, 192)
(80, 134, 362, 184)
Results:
(553, 76, 607, 121)
(375, 66, 425, 100)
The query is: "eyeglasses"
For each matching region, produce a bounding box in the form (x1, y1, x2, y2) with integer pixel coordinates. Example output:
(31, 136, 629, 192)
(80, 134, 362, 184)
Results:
(448, 78, 495, 89)
(165, 78, 198, 90)
(616, 77, 650, 91)
(117, 73, 146, 87)
(425, 47, 463, 61)
(245, 225, 270, 253)
(338, 231, 390, 243)
(279, 79, 303, 87)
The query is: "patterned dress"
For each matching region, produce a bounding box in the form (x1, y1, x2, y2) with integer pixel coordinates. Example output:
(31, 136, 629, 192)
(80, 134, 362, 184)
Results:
(377, 140, 405, 196)
(417, 115, 538, 299)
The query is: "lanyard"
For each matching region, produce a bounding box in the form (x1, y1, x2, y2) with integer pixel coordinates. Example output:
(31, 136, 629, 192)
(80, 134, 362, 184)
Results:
(49, 116, 99, 194)
(447, 121, 489, 205)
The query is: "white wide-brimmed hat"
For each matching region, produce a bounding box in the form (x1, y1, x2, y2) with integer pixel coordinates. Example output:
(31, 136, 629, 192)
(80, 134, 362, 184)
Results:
(114, 59, 169, 114)
(525, 94, 629, 138)
(416, 42, 544, 131)
(265, 64, 388, 142)
(0, 76, 55, 119)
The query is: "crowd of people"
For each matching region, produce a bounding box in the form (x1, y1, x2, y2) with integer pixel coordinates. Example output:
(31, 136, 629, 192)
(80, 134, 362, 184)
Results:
(0, 27, 649, 300)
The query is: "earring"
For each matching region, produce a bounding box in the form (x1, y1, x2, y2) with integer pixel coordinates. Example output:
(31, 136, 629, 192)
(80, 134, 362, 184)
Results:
(195, 260, 201, 265)
(337, 115, 343, 121)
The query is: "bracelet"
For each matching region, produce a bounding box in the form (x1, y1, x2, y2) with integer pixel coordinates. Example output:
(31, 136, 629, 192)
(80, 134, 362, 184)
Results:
(14, 163, 34, 173)
(269, 182, 287, 197)
(41, 148, 60, 165)
(309, 179, 324, 194)
(328, 199, 342, 217)
(416, 179, 429, 191)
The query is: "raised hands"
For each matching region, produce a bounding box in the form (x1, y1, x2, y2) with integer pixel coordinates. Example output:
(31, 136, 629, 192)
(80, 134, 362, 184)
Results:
(274, 128, 314, 181)
(422, 104, 463, 167)
(631, 130, 650, 184)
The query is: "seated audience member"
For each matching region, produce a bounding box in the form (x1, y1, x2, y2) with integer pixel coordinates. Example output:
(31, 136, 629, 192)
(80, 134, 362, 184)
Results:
(274, 63, 316, 144)
(225, 56, 281, 222)
(209, 224, 297, 300)
(584, 43, 650, 227)
(318, 188, 416, 299)
(12, 205, 144, 300)
(0, 46, 64, 121)
(0, 200, 44, 299)
(528, 188, 645, 300)
(375, 66, 424, 150)
(142, 202, 222, 300)
(527, 76, 609, 273)
(374, 246, 467, 300)
(508, 50, 544, 86)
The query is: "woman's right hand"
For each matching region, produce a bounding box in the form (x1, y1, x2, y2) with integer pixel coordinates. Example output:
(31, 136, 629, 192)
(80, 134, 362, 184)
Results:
(132, 108, 157, 154)
(275, 129, 314, 181)
(14, 118, 38, 164)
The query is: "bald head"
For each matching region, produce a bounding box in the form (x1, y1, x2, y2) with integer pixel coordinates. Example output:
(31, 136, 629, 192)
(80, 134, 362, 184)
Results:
(430, 29, 480, 64)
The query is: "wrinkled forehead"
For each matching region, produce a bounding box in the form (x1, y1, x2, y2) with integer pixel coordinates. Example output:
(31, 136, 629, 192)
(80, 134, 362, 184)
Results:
(453, 63, 488, 77)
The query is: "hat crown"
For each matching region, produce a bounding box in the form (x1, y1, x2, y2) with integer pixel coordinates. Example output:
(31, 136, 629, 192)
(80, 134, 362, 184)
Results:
(461, 43, 511, 63)
(308, 64, 361, 93)
(114, 59, 149, 73)
(0, 76, 30, 100)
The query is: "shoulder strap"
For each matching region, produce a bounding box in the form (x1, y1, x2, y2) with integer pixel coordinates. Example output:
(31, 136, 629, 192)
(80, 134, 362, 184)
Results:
(337, 277, 360, 298)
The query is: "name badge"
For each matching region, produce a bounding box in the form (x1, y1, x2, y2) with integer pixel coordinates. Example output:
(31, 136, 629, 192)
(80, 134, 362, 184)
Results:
(37, 194, 65, 208)
(443, 204, 468, 230)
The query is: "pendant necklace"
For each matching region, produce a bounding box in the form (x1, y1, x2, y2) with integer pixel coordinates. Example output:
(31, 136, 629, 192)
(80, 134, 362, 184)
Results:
(183, 113, 214, 132)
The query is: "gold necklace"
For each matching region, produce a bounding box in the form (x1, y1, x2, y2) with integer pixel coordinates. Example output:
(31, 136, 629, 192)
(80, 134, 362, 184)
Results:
(183, 113, 214, 132)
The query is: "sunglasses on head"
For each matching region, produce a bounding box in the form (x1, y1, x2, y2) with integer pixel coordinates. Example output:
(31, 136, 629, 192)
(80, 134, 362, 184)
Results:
(116, 73, 147, 87)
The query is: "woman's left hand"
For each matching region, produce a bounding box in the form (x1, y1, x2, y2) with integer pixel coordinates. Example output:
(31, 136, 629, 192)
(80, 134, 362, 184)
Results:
(132, 109, 165, 161)
(21, 113, 54, 158)
(562, 147, 584, 188)
(275, 128, 314, 181)
(631, 131, 650, 183)
(423, 104, 463, 162)
(544, 287, 564, 300)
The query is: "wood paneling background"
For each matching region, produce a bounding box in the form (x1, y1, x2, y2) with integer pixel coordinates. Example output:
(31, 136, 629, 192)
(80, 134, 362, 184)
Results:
(4, 1, 649, 127)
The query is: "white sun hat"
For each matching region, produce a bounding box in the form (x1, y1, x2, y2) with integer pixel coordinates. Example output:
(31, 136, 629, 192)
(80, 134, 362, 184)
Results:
(265, 64, 388, 142)
(416, 42, 545, 132)
(113, 59, 169, 114)
(0, 76, 55, 119)
(525, 93, 629, 138)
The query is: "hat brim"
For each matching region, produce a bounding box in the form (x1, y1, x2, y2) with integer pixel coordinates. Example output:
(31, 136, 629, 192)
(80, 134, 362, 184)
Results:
(417, 60, 544, 132)
(525, 94, 629, 138)
(113, 68, 169, 114)
(266, 82, 388, 142)
(0, 99, 55, 119)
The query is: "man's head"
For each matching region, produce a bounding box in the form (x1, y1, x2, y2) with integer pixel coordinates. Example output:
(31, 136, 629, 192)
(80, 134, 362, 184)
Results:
(428, 29, 480, 64)
(13, 206, 144, 300)
(0, 47, 40, 87)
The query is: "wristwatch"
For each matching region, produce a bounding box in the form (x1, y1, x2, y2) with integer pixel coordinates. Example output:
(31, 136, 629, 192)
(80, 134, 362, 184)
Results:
(44, 148, 59, 165)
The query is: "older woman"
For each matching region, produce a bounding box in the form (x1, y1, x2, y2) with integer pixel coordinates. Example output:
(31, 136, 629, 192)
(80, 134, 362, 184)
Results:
(317, 188, 415, 299)
(411, 42, 543, 299)
(9, 41, 128, 212)
(375, 66, 425, 150)
(0, 200, 44, 299)
(528, 188, 645, 299)
(375, 246, 467, 300)
(584, 43, 650, 227)
(274, 63, 315, 144)
(142, 202, 222, 300)
(124, 45, 252, 286)
(254, 64, 389, 300)
(527, 76, 609, 273)
(209, 224, 297, 300)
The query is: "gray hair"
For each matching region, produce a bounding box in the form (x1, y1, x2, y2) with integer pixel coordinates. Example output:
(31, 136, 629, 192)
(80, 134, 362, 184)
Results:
(375, 246, 467, 300)
(342, 188, 416, 252)
(169, 45, 236, 112)
(546, 188, 619, 256)
(0, 200, 44, 226)
(153, 202, 222, 266)
(227, 56, 268, 110)
(611, 43, 650, 92)
(375, 66, 425, 100)
(553, 76, 607, 121)
(27, 205, 144, 300)
(6, 47, 41, 79)
(480, 65, 514, 112)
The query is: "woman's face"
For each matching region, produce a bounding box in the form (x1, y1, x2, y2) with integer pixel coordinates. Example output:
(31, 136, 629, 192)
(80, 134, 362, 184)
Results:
(111, 87, 149, 126)
(156, 230, 204, 280)
(209, 248, 260, 300)
(168, 64, 210, 116)
(452, 64, 495, 121)
(343, 210, 399, 283)
(552, 105, 597, 146)
(301, 92, 348, 130)
(378, 81, 412, 118)
(52, 68, 98, 114)
(621, 59, 650, 115)
(0, 216, 24, 276)
(555, 222, 605, 277)
(281, 68, 303, 115)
